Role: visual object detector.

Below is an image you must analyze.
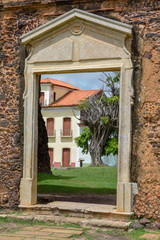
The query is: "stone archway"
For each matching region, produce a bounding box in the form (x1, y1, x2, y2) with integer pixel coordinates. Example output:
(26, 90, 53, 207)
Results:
(20, 9, 136, 213)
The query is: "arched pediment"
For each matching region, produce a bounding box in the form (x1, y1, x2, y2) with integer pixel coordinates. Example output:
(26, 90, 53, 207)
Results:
(21, 9, 132, 64)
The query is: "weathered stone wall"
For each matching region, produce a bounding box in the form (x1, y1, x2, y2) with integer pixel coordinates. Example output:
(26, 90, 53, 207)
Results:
(0, 0, 159, 219)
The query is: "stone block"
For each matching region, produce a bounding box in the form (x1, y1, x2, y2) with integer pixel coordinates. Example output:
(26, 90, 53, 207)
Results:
(140, 233, 160, 240)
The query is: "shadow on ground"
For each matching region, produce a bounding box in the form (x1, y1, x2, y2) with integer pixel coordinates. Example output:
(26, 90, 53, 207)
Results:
(37, 192, 116, 205)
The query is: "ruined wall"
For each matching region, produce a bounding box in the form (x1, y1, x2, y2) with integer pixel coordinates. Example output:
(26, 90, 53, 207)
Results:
(0, 0, 159, 219)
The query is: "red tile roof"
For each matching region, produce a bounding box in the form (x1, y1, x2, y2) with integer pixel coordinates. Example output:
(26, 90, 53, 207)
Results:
(50, 89, 102, 107)
(40, 78, 80, 90)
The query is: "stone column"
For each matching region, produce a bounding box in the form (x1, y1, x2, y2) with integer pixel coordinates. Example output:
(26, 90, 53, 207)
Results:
(20, 70, 39, 205)
(117, 66, 134, 212)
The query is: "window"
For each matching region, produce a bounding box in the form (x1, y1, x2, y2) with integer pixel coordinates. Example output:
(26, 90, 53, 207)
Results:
(47, 118, 54, 136)
(39, 92, 45, 106)
(63, 117, 71, 136)
(54, 92, 56, 102)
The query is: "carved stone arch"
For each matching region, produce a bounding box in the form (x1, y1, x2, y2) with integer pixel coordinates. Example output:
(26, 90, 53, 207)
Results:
(20, 9, 136, 213)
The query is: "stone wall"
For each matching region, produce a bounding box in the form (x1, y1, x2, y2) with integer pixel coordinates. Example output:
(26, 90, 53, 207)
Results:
(0, 0, 159, 219)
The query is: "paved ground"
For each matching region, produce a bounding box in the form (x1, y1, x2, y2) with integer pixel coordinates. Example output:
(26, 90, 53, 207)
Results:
(0, 225, 83, 240)
(0, 221, 160, 240)
(0, 222, 131, 240)
(0, 213, 160, 240)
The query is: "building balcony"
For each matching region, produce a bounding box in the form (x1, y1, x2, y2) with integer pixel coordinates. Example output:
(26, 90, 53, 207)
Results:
(60, 129, 73, 137)
(48, 129, 56, 138)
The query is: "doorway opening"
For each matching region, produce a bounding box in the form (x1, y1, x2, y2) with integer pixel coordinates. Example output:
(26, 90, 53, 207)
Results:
(37, 71, 119, 205)
(20, 9, 136, 213)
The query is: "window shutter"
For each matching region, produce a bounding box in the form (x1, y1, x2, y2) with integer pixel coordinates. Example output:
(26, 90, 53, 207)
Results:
(63, 118, 71, 136)
(47, 118, 54, 136)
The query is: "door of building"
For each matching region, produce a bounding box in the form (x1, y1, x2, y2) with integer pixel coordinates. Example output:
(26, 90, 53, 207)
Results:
(62, 148, 70, 167)
(48, 148, 53, 167)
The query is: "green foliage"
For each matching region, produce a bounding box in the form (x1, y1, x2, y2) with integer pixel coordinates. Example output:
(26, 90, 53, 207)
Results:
(103, 95, 119, 104)
(75, 126, 118, 156)
(104, 137, 118, 156)
(101, 116, 109, 124)
(75, 127, 91, 154)
(78, 100, 91, 110)
(104, 72, 120, 87)
(76, 72, 120, 163)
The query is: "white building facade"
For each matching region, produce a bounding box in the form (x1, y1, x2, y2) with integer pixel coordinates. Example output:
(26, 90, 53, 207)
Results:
(40, 78, 101, 167)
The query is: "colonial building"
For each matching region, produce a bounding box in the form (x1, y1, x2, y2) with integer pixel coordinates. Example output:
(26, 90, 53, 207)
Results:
(40, 78, 102, 167)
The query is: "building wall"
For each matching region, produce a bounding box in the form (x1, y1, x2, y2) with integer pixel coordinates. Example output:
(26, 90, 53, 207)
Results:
(41, 107, 80, 167)
(53, 86, 72, 102)
(41, 84, 50, 105)
(41, 84, 72, 104)
(0, 0, 159, 219)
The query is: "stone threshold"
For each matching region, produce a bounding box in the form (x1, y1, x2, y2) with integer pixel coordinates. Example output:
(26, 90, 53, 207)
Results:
(18, 201, 133, 228)
(0, 212, 131, 230)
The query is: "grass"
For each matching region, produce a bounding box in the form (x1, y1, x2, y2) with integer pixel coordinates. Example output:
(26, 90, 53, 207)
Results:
(0, 217, 160, 240)
(128, 229, 147, 240)
(60, 223, 82, 228)
(128, 228, 160, 240)
(37, 166, 117, 195)
(95, 228, 160, 240)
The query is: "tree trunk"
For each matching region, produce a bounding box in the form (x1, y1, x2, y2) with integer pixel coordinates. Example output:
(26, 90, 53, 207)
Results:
(89, 126, 111, 166)
(90, 147, 104, 166)
(79, 83, 119, 166)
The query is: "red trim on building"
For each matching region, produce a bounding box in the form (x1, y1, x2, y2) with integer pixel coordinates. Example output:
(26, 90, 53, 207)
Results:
(71, 162, 76, 167)
(54, 162, 61, 168)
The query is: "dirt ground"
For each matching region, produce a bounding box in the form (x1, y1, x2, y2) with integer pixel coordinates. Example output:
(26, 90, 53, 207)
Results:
(37, 193, 116, 205)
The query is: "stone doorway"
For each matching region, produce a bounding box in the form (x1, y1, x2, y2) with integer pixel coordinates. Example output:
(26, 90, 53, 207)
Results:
(20, 9, 136, 213)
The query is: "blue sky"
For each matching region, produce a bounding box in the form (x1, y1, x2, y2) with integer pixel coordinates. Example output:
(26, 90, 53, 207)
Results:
(41, 72, 115, 91)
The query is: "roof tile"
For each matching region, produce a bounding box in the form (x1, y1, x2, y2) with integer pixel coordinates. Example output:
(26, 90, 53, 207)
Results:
(50, 89, 102, 107)
(40, 78, 80, 90)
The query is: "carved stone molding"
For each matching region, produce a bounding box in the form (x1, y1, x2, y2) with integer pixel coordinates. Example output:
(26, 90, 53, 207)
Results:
(20, 9, 134, 213)
(70, 22, 84, 35)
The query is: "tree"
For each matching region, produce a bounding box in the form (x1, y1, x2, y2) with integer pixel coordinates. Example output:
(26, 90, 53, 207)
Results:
(75, 72, 120, 166)
(75, 127, 91, 154)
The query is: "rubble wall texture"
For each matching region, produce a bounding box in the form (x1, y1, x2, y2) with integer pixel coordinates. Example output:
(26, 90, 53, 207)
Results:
(0, 0, 159, 219)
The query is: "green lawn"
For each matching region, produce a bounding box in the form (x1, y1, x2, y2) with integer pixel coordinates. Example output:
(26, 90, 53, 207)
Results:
(37, 166, 117, 195)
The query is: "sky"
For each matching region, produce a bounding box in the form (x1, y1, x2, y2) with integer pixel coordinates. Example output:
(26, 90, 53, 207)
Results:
(41, 72, 118, 91)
